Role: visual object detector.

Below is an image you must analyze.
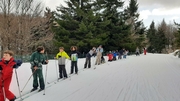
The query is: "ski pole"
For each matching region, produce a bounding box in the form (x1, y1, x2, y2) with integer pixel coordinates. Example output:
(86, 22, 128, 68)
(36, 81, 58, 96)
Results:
(55, 60, 59, 82)
(15, 69, 23, 100)
(0, 71, 6, 101)
(43, 52, 48, 95)
(21, 69, 36, 92)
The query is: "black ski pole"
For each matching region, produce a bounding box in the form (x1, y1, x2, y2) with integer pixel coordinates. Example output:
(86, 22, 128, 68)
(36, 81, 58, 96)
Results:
(0, 71, 6, 101)
(15, 69, 23, 100)
(43, 52, 48, 95)
(21, 70, 36, 92)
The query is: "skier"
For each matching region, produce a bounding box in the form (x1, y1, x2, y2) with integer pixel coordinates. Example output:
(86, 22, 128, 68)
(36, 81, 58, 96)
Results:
(112, 51, 117, 61)
(69, 46, 80, 74)
(30, 46, 49, 92)
(55, 47, 70, 79)
(136, 47, 140, 56)
(0, 50, 22, 101)
(95, 45, 103, 65)
(144, 47, 147, 55)
(119, 49, 124, 59)
(84, 47, 96, 68)
(107, 51, 113, 62)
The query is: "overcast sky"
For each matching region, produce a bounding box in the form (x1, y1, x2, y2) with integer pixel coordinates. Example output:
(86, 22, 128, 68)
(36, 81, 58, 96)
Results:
(43, 0, 180, 27)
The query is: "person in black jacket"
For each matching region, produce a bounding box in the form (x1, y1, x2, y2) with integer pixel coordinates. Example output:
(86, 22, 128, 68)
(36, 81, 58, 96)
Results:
(70, 46, 80, 74)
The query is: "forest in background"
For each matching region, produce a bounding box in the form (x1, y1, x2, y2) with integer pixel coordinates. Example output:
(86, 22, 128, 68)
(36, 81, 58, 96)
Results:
(0, 0, 180, 58)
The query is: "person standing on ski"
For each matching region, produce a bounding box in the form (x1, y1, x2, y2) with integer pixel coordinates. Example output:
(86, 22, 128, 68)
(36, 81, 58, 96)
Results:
(144, 47, 147, 55)
(84, 47, 96, 68)
(95, 45, 103, 65)
(30, 46, 48, 92)
(136, 47, 140, 56)
(55, 47, 70, 79)
(70, 46, 80, 74)
(0, 50, 22, 101)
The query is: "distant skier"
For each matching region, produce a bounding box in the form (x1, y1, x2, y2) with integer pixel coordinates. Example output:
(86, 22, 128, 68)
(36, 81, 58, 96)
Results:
(144, 47, 147, 55)
(69, 46, 80, 74)
(107, 51, 113, 62)
(119, 49, 124, 59)
(55, 47, 70, 79)
(136, 47, 140, 56)
(0, 50, 22, 101)
(113, 51, 117, 61)
(95, 45, 103, 65)
(30, 46, 49, 92)
(84, 47, 96, 68)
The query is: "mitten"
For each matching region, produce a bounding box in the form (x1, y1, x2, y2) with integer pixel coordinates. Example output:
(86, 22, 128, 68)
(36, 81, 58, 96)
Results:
(13, 60, 23, 68)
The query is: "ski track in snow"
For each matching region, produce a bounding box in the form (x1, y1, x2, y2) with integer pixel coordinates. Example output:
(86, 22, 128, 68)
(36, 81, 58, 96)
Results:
(9, 54, 180, 101)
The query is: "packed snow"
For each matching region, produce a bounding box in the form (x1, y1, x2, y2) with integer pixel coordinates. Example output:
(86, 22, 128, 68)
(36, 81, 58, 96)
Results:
(9, 53, 180, 101)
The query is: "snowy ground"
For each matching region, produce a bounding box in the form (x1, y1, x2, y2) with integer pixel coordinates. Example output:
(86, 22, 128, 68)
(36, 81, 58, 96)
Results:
(9, 53, 180, 101)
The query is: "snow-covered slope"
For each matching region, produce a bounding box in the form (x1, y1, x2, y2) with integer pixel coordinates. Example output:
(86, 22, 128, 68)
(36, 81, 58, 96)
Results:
(9, 54, 180, 101)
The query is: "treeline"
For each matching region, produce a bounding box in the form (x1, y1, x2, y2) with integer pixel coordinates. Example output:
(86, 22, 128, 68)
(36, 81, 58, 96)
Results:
(52, 0, 146, 54)
(147, 19, 179, 53)
(0, 0, 180, 57)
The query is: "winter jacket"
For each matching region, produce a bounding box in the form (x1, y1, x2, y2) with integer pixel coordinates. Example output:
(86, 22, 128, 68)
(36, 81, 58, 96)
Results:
(30, 51, 47, 69)
(0, 58, 20, 80)
(107, 53, 113, 60)
(70, 51, 80, 61)
(56, 51, 70, 65)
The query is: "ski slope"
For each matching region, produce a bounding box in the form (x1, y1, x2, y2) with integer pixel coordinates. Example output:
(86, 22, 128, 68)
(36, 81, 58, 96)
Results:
(9, 53, 180, 101)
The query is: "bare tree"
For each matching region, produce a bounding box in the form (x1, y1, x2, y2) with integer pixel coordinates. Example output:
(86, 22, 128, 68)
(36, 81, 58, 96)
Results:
(0, 0, 54, 57)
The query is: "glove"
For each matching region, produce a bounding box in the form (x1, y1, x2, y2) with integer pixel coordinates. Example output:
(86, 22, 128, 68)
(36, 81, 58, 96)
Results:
(0, 65, 2, 70)
(58, 55, 61, 58)
(13, 60, 23, 68)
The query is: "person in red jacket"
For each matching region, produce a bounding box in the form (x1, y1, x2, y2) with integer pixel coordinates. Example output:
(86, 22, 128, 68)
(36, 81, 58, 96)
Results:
(107, 51, 113, 62)
(0, 50, 22, 101)
(144, 47, 147, 55)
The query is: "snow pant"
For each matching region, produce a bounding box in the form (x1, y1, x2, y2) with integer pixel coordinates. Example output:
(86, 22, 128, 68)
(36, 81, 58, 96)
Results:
(32, 69, 45, 90)
(123, 55, 126, 59)
(71, 61, 78, 74)
(0, 74, 15, 101)
(59, 65, 68, 78)
(95, 52, 102, 65)
(144, 50, 146, 55)
(113, 56, 117, 61)
(84, 56, 91, 68)
(118, 54, 122, 59)
(136, 52, 139, 56)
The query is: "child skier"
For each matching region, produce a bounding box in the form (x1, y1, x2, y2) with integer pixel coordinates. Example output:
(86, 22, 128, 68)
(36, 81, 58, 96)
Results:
(56, 47, 70, 79)
(84, 47, 96, 68)
(107, 51, 113, 62)
(30, 46, 48, 92)
(70, 46, 80, 74)
(0, 50, 22, 101)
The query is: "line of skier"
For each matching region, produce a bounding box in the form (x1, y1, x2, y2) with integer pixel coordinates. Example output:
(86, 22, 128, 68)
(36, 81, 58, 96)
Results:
(0, 45, 132, 101)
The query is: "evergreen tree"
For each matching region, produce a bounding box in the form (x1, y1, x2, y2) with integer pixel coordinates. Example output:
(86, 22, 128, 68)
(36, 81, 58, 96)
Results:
(174, 22, 180, 48)
(124, 0, 146, 50)
(53, 0, 109, 53)
(99, 0, 131, 50)
(147, 21, 157, 52)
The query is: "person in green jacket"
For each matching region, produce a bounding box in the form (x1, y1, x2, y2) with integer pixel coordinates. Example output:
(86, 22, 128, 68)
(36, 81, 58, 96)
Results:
(30, 46, 48, 92)
(55, 47, 70, 79)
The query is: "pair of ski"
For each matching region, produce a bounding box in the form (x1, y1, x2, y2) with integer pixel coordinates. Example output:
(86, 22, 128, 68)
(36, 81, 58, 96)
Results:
(16, 79, 56, 101)
(16, 88, 46, 101)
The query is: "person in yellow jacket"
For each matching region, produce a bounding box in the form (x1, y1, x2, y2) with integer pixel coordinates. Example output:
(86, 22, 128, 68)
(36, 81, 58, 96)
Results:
(56, 47, 70, 79)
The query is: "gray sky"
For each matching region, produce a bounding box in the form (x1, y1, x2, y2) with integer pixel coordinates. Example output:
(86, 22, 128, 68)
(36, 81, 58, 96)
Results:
(44, 0, 180, 27)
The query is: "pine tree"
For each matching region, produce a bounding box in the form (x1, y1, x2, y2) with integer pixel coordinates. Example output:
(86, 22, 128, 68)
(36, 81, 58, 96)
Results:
(124, 0, 146, 50)
(53, 0, 109, 53)
(147, 21, 157, 52)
